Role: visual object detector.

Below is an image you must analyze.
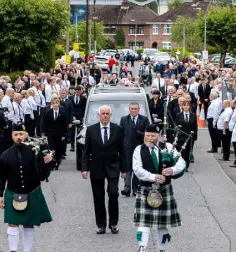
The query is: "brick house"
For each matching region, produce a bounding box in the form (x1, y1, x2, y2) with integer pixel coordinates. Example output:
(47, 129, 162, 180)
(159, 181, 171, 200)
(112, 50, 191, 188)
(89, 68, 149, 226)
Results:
(87, 0, 211, 51)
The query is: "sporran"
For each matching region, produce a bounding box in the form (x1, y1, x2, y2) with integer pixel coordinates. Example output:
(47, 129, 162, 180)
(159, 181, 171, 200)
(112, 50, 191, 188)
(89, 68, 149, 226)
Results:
(12, 194, 28, 211)
(147, 183, 163, 208)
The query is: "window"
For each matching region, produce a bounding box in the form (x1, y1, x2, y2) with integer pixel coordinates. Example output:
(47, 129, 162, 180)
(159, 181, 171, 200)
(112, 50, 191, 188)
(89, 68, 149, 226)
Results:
(129, 25, 144, 34)
(104, 25, 116, 34)
(128, 42, 144, 51)
(152, 24, 158, 34)
(163, 24, 171, 35)
(162, 42, 172, 50)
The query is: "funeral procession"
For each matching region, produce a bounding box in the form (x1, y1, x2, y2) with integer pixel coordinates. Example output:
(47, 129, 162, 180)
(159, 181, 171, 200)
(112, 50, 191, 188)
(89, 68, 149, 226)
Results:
(0, 0, 236, 252)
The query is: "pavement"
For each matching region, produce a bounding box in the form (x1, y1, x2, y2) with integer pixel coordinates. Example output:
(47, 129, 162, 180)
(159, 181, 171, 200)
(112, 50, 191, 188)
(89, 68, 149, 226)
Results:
(1, 130, 236, 252)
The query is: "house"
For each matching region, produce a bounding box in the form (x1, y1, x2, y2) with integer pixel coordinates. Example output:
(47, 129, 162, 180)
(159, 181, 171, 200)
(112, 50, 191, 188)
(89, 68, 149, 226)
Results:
(148, 0, 212, 50)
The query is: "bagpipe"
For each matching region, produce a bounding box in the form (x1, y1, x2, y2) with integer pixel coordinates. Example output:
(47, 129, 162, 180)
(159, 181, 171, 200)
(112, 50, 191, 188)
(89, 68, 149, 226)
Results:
(23, 137, 55, 182)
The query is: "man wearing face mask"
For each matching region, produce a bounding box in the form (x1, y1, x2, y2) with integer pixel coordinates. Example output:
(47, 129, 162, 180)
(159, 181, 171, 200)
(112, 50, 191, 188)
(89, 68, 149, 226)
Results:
(132, 124, 186, 252)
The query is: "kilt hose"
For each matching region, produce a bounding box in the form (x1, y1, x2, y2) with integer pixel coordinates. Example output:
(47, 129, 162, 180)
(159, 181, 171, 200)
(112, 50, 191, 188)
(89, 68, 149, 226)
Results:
(134, 184, 181, 229)
(4, 186, 52, 226)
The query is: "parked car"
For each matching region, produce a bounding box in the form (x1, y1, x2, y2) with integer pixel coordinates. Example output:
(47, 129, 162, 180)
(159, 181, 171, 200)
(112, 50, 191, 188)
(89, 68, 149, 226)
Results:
(224, 58, 236, 68)
(94, 55, 110, 72)
(119, 49, 140, 61)
(142, 48, 159, 61)
(153, 52, 171, 66)
(75, 85, 152, 170)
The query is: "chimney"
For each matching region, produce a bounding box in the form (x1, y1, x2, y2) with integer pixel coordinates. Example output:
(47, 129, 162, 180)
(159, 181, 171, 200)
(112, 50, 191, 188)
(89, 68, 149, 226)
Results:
(121, 0, 129, 9)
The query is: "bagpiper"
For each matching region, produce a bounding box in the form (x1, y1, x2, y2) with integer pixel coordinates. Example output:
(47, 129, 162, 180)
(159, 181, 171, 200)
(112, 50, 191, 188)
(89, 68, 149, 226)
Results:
(133, 124, 186, 252)
(0, 123, 53, 252)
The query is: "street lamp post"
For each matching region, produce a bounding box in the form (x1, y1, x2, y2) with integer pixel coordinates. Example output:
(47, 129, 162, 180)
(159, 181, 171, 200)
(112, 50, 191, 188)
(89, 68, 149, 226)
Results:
(66, 0, 70, 55)
(94, 0, 97, 55)
(131, 19, 137, 53)
(85, 0, 89, 63)
(183, 24, 185, 57)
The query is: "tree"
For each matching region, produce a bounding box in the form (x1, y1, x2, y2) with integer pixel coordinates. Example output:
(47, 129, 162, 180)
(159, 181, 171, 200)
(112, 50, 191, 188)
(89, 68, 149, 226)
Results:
(70, 21, 108, 52)
(197, 6, 236, 66)
(0, 0, 69, 72)
(114, 29, 125, 48)
(167, 0, 184, 10)
(171, 16, 203, 55)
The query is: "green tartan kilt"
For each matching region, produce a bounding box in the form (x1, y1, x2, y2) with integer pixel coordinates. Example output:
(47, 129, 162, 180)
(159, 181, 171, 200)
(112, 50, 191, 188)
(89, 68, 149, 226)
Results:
(4, 186, 52, 226)
(134, 183, 181, 229)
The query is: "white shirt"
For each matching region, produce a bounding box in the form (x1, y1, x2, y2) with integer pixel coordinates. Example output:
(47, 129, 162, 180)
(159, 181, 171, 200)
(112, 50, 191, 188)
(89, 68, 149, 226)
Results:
(62, 80, 70, 89)
(53, 109, 59, 120)
(74, 95, 80, 105)
(100, 122, 110, 143)
(187, 82, 199, 98)
(130, 115, 138, 124)
(229, 109, 236, 132)
(207, 98, 222, 126)
(231, 123, 236, 142)
(1, 95, 15, 122)
(88, 76, 95, 86)
(153, 78, 164, 89)
(27, 96, 38, 111)
(184, 112, 190, 121)
(13, 101, 24, 124)
(21, 98, 34, 119)
(32, 86, 42, 107)
(217, 107, 233, 130)
(133, 143, 186, 182)
(45, 84, 53, 103)
(39, 90, 46, 107)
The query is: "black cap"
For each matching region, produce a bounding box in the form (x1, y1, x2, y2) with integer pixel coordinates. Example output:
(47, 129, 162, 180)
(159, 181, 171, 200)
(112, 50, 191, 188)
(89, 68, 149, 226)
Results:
(12, 123, 25, 132)
(145, 123, 163, 133)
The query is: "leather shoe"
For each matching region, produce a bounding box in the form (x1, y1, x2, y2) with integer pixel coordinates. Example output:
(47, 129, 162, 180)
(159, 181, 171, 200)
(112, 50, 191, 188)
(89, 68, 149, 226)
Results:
(133, 192, 136, 197)
(207, 149, 217, 153)
(229, 164, 236, 167)
(109, 225, 119, 234)
(70, 148, 75, 152)
(218, 158, 229, 161)
(96, 227, 106, 234)
(61, 155, 66, 160)
(121, 190, 130, 197)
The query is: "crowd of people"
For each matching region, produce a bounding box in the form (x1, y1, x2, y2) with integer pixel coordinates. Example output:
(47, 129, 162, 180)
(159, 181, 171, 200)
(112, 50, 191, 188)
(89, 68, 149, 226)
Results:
(0, 54, 235, 252)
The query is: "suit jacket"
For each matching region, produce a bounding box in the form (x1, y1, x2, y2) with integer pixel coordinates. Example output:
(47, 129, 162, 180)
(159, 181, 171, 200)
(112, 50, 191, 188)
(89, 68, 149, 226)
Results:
(160, 85, 168, 100)
(69, 95, 87, 120)
(175, 112, 198, 142)
(198, 84, 211, 103)
(120, 115, 149, 171)
(110, 79, 119, 85)
(60, 98, 73, 124)
(81, 122, 127, 179)
(148, 99, 164, 122)
(43, 107, 67, 137)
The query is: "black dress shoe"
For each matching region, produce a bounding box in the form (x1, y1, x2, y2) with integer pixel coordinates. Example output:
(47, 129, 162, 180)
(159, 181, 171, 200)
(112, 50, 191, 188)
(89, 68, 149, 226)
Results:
(96, 227, 106, 234)
(61, 155, 66, 160)
(55, 163, 59, 170)
(121, 190, 130, 197)
(133, 192, 136, 197)
(229, 164, 236, 167)
(70, 148, 75, 152)
(109, 225, 119, 234)
(207, 149, 217, 153)
(218, 158, 229, 161)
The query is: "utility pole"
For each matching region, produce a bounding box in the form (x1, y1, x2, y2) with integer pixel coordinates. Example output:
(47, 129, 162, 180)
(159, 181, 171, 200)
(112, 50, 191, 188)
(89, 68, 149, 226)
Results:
(94, 0, 97, 55)
(85, 0, 89, 63)
(66, 0, 70, 55)
(204, 11, 207, 51)
(183, 24, 185, 57)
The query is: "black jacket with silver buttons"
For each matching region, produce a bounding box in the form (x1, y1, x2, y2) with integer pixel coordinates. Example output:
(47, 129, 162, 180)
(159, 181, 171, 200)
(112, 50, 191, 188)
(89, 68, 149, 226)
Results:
(0, 144, 40, 197)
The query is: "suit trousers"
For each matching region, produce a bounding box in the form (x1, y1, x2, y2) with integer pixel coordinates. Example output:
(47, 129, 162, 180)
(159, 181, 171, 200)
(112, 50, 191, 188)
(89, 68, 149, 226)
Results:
(91, 177, 119, 228)
(47, 134, 63, 163)
(70, 125, 76, 148)
(177, 141, 191, 169)
(124, 171, 139, 194)
(232, 142, 236, 163)
(207, 118, 219, 151)
(4, 120, 13, 150)
(218, 129, 232, 160)
(25, 114, 34, 137)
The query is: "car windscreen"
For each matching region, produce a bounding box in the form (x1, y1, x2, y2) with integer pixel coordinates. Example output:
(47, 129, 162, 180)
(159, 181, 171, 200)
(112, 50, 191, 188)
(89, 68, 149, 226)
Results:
(85, 101, 147, 125)
(144, 49, 158, 55)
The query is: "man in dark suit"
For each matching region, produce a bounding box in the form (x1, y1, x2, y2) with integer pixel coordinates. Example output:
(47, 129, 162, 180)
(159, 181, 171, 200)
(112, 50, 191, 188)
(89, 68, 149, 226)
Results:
(69, 86, 87, 151)
(119, 102, 149, 197)
(81, 105, 127, 235)
(59, 89, 73, 158)
(172, 96, 185, 123)
(198, 77, 211, 118)
(110, 74, 119, 85)
(160, 78, 169, 102)
(41, 97, 67, 170)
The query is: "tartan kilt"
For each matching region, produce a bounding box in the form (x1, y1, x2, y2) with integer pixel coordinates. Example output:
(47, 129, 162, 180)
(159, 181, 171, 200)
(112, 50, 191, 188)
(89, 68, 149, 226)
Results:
(134, 183, 181, 229)
(4, 186, 52, 226)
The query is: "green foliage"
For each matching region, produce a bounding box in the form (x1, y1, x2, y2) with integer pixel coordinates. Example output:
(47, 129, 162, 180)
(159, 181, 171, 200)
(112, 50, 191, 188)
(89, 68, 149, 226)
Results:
(172, 16, 203, 54)
(159, 48, 171, 53)
(197, 6, 236, 66)
(70, 21, 107, 52)
(171, 48, 193, 60)
(167, 0, 184, 10)
(0, 71, 25, 82)
(55, 44, 65, 59)
(114, 29, 125, 48)
(0, 0, 69, 72)
(137, 48, 144, 56)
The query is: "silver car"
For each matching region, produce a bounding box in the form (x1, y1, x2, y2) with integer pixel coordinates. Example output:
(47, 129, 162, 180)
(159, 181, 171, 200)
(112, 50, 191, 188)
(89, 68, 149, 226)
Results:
(153, 52, 171, 66)
(94, 55, 110, 72)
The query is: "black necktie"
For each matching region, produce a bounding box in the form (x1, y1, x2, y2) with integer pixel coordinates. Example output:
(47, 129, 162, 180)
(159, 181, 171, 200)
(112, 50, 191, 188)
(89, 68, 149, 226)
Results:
(185, 114, 188, 122)
(76, 96, 79, 105)
(132, 117, 136, 127)
(103, 127, 108, 144)
(54, 111, 58, 120)
(158, 79, 160, 90)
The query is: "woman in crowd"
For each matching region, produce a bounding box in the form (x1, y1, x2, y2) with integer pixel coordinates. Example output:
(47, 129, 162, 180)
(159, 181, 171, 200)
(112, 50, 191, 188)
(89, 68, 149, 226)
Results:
(148, 90, 164, 122)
